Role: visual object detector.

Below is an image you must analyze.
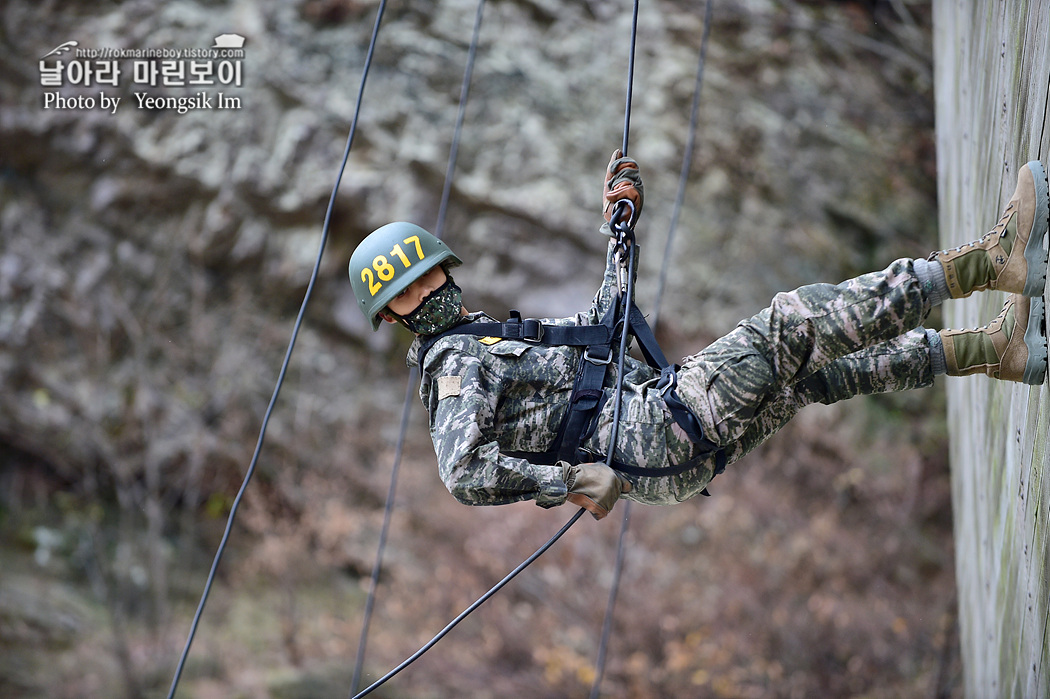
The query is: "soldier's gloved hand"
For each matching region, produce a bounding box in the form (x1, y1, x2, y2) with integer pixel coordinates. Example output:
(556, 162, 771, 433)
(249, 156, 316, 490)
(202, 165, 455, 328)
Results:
(602, 149, 644, 228)
(561, 461, 632, 521)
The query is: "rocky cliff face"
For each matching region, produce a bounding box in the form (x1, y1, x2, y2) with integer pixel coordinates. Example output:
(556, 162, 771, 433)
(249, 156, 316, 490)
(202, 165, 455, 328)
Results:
(1, 0, 938, 486)
(1, 1, 956, 697)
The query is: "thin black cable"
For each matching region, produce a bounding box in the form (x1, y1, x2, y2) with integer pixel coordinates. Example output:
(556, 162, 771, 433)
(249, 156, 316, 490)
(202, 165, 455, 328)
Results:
(651, 0, 713, 331)
(590, 238, 636, 698)
(603, 241, 637, 470)
(164, 4, 389, 697)
(590, 0, 641, 694)
(591, 3, 714, 695)
(349, 368, 416, 696)
(619, 0, 640, 156)
(435, 0, 486, 239)
(350, 0, 628, 676)
(350, 508, 587, 699)
(588, 497, 631, 699)
(347, 1, 487, 693)
(604, 0, 640, 462)
(603, 0, 642, 464)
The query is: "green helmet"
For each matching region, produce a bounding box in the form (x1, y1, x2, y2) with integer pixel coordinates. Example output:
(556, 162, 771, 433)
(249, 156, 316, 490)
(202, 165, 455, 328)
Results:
(349, 222, 462, 331)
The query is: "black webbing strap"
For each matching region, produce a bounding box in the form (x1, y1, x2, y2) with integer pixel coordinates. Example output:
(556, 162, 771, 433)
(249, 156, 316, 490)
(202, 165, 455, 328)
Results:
(416, 310, 613, 368)
(625, 305, 727, 476)
(417, 303, 727, 479)
(552, 303, 619, 463)
(415, 306, 620, 466)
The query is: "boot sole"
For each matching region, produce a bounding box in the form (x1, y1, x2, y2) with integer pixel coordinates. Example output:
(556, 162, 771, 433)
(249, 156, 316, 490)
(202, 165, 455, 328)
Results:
(1023, 294, 1048, 385)
(1022, 160, 1050, 297)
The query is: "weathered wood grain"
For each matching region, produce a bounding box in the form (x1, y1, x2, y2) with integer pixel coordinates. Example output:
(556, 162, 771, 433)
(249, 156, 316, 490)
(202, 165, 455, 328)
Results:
(933, 1, 1050, 696)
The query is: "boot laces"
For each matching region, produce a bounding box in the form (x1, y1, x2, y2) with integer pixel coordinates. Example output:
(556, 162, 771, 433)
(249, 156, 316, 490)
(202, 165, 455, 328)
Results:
(944, 203, 1016, 253)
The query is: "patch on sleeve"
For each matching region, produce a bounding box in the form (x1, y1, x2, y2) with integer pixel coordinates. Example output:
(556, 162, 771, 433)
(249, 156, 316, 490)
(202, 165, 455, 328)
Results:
(437, 375, 462, 399)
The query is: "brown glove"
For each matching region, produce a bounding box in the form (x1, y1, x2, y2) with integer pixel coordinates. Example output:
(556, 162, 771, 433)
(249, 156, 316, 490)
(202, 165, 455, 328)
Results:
(561, 461, 633, 520)
(602, 148, 644, 227)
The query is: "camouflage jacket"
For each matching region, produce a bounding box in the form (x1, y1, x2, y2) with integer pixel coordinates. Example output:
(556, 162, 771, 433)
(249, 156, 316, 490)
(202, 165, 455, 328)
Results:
(409, 233, 719, 508)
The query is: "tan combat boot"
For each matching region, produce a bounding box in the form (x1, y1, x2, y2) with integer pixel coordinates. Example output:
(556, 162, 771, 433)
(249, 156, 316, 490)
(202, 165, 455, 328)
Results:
(931, 161, 1050, 298)
(940, 294, 1047, 384)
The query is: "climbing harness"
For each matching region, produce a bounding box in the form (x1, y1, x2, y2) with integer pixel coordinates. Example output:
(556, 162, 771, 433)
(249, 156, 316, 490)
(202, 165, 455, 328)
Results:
(414, 257, 728, 480)
(164, 3, 390, 698)
(412, 0, 726, 485)
(413, 204, 721, 478)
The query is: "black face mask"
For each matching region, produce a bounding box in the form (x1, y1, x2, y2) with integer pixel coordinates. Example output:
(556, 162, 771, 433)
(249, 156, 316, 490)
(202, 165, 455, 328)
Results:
(398, 275, 464, 336)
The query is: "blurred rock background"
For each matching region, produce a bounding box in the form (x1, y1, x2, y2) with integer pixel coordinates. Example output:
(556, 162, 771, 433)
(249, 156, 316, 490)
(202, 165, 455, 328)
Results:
(0, 0, 957, 697)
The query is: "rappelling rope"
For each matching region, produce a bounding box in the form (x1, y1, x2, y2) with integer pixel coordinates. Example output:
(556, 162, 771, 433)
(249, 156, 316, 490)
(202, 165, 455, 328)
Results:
(589, 479, 632, 699)
(163, 3, 390, 698)
(601, 0, 641, 465)
(349, 0, 646, 694)
(589, 2, 714, 696)
(587, 0, 642, 693)
(350, 508, 587, 698)
(348, 372, 414, 696)
(435, 0, 486, 240)
(650, 0, 713, 332)
(348, 0, 487, 694)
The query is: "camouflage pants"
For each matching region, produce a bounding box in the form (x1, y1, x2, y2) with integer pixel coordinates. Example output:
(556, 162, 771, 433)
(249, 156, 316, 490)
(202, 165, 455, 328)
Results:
(676, 258, 935, 466)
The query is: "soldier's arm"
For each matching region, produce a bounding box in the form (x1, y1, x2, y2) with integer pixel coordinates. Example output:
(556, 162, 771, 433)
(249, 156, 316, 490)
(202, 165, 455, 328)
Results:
(437, 435, 569, 508)
(588, 149, 642, 323)
(426, 354, 569, 508)
(587, 235, 623, 324)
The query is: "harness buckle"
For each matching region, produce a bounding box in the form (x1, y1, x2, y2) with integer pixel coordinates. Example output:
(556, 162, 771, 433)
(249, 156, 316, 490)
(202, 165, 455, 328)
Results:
(504, 311, 544, 342)
(584, 346, 613, 365)
(520, 319, 544, 343)
(656, 365, 679, 397)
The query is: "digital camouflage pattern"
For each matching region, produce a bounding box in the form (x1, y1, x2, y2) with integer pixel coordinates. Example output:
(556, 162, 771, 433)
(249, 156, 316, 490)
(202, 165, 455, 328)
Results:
(401, 277, 464, 336)
(410, 236, 936, 508)
(675, 259, 936, 495)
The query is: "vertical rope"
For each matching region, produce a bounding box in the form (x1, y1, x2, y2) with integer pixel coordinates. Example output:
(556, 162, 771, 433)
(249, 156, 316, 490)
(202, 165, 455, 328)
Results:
(348, 0, 487, 693)
(589, 0, 641, 694)
(590, 2, 714, 696)
(588, 499, 631, 699)
(348, 370, 416, 696)
(619, 0, 640, 157)
(651, 0, 713, 330)
(589, 242, 636, 696)
(435, 0, 487, 239)
(164, 3, 389, 697)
